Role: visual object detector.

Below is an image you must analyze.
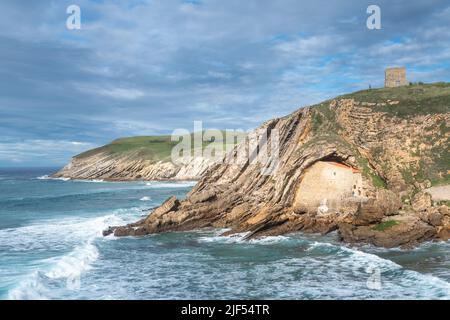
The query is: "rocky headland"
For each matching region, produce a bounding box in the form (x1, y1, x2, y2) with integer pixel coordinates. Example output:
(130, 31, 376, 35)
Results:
(101, 84, 448, 247)
(52, 135, 223, 181)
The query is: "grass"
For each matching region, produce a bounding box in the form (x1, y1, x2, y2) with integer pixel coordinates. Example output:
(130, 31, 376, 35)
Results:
(76, 131, 247, 163)
(437, 200, 450, 207)
(372, 220, 399, 231)
(432, 175, 450, 187)
(73, 82, 449, 187)
(327, 82, 449, 187)
(339, 82, 450, 118)
(356, 157, 387, 189)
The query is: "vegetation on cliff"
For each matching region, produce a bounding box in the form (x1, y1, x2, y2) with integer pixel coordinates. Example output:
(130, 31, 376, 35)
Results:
(76, 132, 244, 162)
(53, 131, 246, 181)
(107, 82, 450, 248)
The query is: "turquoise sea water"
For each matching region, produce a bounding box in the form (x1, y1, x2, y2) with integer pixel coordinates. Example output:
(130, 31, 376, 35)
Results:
(0, 168, 449, 300)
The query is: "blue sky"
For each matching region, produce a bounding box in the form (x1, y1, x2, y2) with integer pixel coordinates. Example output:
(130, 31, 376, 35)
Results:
(0, 0, 449, 167)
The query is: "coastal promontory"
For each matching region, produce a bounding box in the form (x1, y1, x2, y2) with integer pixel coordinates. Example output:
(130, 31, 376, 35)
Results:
(105, 83, 450, 248)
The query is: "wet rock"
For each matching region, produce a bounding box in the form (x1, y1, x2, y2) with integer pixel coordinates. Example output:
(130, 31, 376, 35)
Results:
(114, 226, 135, 237)
(102, 226, 116, 236)
(148, 196, 180, 220)
(339, 214, 436, 248)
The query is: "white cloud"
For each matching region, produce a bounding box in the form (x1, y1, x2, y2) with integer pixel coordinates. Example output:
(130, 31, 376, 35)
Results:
(97, 87, 145, 100)
(274, 35, 338, 57)
(1, 0, 450, 166)
(75, 84, 146, 100)
(0, 140, 96, 164)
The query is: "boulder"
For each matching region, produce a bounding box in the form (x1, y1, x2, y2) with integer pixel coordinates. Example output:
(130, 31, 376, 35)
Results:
(339, 214, 436, 248)
(353, 190, 401, 225)
(188, 190, 216, 204)
(147, 196, 180, 220)
(412, 191, 432, 212)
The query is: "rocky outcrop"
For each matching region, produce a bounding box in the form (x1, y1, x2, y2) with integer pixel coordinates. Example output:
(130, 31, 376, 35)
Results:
(52, 150, 216, 181)
(106, 85, 450, 248)
(412, 191, 432, 212)
(339, 214, 437, 248)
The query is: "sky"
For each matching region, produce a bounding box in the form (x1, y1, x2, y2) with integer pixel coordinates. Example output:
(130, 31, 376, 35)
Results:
(0, 0, 449, 167)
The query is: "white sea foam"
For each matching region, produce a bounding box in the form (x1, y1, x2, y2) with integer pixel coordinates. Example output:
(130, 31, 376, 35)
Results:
(4, 211, 135, 300)
(36, 175, 70, 181)
(7, 242, 99, 300)
(7, 185, 155, 202)
(140, 196, 151, 201)
(145, 181, 197, 188)
(197, 231, 291, 245)
(36, 176, 108, 183)
(304, 240, 450, 299)
(73, 179, 105, 183)
(0, 212, 134, 252)
(196, 233, 450, 299)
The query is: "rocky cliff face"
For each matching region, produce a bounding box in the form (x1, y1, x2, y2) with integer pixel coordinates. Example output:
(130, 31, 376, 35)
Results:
(106, 84, 450, 247)
(53, 150, 215, 181)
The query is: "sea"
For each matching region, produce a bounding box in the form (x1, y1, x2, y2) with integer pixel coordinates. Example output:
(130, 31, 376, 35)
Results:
(0, 167, 449, 300)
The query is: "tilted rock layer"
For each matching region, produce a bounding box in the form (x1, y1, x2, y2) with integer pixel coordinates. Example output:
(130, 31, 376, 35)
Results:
(107, 84, 450, 247)
(53, 149, 215, 181)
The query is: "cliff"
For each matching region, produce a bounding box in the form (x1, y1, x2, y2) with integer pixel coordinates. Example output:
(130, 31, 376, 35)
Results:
(106, 83, 450, 247)
(52, 135, 234, 181)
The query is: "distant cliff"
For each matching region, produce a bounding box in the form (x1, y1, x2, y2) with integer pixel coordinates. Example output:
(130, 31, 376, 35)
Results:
(52, 135, 235, 181)
(107, 83, 450, 248)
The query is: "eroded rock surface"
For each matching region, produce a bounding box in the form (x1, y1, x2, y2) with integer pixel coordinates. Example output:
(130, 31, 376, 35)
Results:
(107, 92, 449, 247)
(53, 151, 215, 181)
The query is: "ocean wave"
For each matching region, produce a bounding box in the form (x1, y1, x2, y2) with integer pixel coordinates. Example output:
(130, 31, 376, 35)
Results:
(197, 231, 291, 245)
(145, 181, 197, 188)
(7, 242, 99, 300)
(140, 196, 151, 201)
(36, 176, 108, 183)
(303, 240, 450, 299)
(196, 233, 450, 299)
(2, 185, 156, 202)
(72, 179, 105, 183)
(4, 211, 132, 300)
(0, 212, 130, 252)
(36, 175, 70, 181)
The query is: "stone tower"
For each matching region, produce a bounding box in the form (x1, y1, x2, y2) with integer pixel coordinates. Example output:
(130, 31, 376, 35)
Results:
(385, 67, 407, 87)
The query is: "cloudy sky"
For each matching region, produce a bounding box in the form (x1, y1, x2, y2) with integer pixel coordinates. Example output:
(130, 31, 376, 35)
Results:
(0, 0, 449, 167)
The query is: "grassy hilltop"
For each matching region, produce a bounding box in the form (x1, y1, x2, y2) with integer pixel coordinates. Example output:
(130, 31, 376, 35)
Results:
(310, 82, 449, 188)
(76, 131, 247, 163)
(59, 83, 449, 189)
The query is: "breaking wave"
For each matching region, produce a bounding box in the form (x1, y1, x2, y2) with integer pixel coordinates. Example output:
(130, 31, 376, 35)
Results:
(36, 175, 70, 181)
(145, 181, 197, 188)
(4, 213, 129, 300)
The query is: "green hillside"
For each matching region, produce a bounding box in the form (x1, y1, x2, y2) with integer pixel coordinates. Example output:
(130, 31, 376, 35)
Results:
(340, 82, 450, 118)
(75, 131, 247, 162)
(311, 82, 450, 188)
